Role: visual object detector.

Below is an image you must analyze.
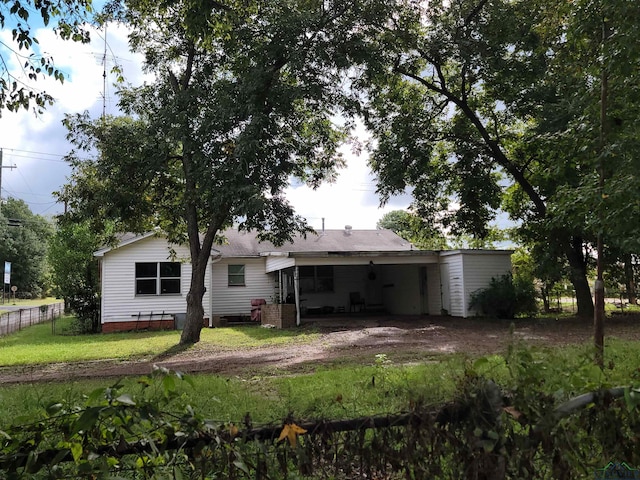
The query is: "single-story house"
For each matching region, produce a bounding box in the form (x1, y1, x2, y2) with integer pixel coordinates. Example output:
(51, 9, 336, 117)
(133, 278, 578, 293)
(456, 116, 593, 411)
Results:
(94, 227, 513, 332)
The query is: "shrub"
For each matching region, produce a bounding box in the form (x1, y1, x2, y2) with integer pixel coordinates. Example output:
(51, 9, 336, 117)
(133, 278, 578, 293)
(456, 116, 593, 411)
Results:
(470, 273, 537, 319)
(68, 286, 101, 333)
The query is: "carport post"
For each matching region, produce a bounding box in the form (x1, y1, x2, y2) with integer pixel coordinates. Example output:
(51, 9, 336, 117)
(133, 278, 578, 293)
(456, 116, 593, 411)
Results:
(294, 266, 301, 326)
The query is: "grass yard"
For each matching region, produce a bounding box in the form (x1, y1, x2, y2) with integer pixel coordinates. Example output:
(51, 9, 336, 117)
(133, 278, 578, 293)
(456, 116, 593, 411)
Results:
(1, 319, 639, 428)
(0, 316, 320, 366)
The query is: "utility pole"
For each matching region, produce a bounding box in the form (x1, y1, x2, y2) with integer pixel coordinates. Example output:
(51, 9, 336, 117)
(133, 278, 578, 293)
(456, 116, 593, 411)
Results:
(0, 149, 17, 214)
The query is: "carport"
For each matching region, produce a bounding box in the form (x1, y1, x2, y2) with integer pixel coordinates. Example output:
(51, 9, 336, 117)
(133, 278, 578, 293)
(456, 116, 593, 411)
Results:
(264, 250, 443, 326)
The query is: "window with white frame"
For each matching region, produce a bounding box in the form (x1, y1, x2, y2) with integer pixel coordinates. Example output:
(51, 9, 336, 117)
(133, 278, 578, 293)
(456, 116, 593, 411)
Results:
(135, 262, 181, 295)
(228, 264, 246, 286)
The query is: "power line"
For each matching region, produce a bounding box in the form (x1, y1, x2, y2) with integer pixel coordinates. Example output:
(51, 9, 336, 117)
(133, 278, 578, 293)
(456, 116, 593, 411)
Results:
(0, 148, 63, 158)
(0, 149, 17, 215)
(0, 148, 91, 163)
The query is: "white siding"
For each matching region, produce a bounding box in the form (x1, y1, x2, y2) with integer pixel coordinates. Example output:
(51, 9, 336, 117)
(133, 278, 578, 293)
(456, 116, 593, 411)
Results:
(100, 236, 211, 322)
(265, 256, 295, 273)
(211, 258, 276, 316)
(462, 253, 512, 316)
(440, 255, 465, 317)
(438, 251, 513, 317)
(426, 264, 442, 315)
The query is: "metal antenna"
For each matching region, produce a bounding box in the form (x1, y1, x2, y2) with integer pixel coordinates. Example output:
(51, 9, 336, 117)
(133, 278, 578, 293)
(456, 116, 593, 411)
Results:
(102, 23, 108, 119)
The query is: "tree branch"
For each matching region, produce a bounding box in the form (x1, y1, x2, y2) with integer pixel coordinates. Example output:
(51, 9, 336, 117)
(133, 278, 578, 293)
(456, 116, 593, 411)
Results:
(464, 0, 490, 26)
(397, 60, 547, 218)
(181, 42, 196, 91)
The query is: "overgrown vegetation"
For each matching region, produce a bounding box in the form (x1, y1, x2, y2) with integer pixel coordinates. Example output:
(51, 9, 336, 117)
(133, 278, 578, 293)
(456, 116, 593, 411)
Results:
(1, 341, 638, 479)
(48, 221, 103, 333)
(470, 273, 538, 319)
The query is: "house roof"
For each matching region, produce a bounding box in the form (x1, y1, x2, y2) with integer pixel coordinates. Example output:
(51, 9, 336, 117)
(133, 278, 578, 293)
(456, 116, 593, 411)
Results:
(93, 232, 156, 257)
(212, 228, 416, 257)
(94, 228, 513, 260)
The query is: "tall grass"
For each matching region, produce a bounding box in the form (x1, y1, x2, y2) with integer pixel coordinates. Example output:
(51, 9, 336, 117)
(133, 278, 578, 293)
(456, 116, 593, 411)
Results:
(1, 317, 639, 431)
(2, 336, 638, 428)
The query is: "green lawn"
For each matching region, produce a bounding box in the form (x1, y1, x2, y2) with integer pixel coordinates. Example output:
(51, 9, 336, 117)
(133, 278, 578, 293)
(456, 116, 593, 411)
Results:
(0, 316, 320, 366)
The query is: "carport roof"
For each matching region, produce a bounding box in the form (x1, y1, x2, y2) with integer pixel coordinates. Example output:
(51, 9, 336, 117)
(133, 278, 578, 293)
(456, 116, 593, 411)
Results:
(212, 228, 420, 257)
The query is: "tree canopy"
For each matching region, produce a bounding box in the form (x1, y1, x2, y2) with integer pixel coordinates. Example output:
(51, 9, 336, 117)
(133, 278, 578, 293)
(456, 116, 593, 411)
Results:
(59, 0, 388, 343)
(0, 0, 93, 114)
(357, 0, 640, 318)
(377, 210, 447, 250)
(0, 197, 53, 297)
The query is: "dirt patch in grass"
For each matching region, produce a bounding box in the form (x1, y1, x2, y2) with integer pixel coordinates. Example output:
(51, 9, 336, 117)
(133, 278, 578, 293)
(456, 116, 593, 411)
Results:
(1, 314, 640, 384)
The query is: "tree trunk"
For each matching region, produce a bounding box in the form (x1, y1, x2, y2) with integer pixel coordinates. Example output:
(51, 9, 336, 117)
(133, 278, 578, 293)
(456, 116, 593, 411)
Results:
(541, 284, 550, 313)
(564, 237, 594, 318)
(624, 255, 637, 305)
(180, 254, 208, 345)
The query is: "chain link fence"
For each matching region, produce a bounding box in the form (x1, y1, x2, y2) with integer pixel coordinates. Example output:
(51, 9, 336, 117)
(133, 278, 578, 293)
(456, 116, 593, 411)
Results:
(0, 303, 64, 336)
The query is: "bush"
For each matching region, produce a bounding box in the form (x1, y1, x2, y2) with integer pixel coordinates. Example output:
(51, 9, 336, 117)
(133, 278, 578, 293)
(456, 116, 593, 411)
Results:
(470, 273, 537, 319)
(68, 286, 101, 333)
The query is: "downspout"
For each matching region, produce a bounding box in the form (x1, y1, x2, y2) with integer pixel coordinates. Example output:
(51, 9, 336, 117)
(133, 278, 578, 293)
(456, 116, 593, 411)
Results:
(294, 266, 301, 326)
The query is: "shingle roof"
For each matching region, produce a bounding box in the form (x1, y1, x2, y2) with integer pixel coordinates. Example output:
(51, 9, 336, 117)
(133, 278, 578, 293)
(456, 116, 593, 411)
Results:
(212, 228, 414, 257)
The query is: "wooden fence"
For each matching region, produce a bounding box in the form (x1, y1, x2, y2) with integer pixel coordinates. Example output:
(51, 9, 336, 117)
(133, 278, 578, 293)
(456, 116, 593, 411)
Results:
(0, 303, 64, 336)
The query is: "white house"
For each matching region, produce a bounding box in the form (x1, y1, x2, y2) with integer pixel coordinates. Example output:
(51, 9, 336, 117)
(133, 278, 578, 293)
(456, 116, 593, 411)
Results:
(94, 228, 513, 332)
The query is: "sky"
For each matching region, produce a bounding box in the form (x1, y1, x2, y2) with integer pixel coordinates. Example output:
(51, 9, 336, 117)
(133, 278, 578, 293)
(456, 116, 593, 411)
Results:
(0, 21, 413, 231)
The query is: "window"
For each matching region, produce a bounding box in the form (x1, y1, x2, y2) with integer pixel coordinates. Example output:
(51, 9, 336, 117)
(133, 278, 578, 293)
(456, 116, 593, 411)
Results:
(299, 265, 334, 293)
(228, 264, 246, 286)
(135, 262, 181, 295)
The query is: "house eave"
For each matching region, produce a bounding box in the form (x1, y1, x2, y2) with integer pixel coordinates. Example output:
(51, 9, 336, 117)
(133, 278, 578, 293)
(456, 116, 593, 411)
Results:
(288, 250, 438, 258)
(438, 249, 514, 257)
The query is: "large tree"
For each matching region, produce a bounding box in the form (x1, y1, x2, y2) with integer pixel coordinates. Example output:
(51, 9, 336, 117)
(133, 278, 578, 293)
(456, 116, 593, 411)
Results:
(59, 0, 386, 344)
(357, 0, 640, 318)
(0, 0, 92, 114)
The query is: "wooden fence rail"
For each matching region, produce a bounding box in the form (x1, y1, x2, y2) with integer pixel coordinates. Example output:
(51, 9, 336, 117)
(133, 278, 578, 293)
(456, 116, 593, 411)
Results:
(0, 303, 64, 336)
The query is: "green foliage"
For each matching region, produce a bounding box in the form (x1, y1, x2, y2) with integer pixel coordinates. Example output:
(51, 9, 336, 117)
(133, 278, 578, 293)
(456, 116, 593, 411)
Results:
(48, 221, 103, 333)
(358, 0, 640, 318)
(470, 273, 538, 319)
(1, 355, 638, 478)
(0, 0, 92, 114)
(377, 209, 448, 249)
(0, 198, 53, 298)
(57, 0, 388, 343)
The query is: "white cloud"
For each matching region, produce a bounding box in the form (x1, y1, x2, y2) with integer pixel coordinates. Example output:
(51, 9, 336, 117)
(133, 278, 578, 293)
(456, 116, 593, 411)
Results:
(285, 129, 412, 230)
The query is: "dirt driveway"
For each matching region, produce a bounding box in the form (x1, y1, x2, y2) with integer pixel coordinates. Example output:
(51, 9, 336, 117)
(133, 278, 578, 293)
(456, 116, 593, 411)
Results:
(2, 315, 639, 384)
